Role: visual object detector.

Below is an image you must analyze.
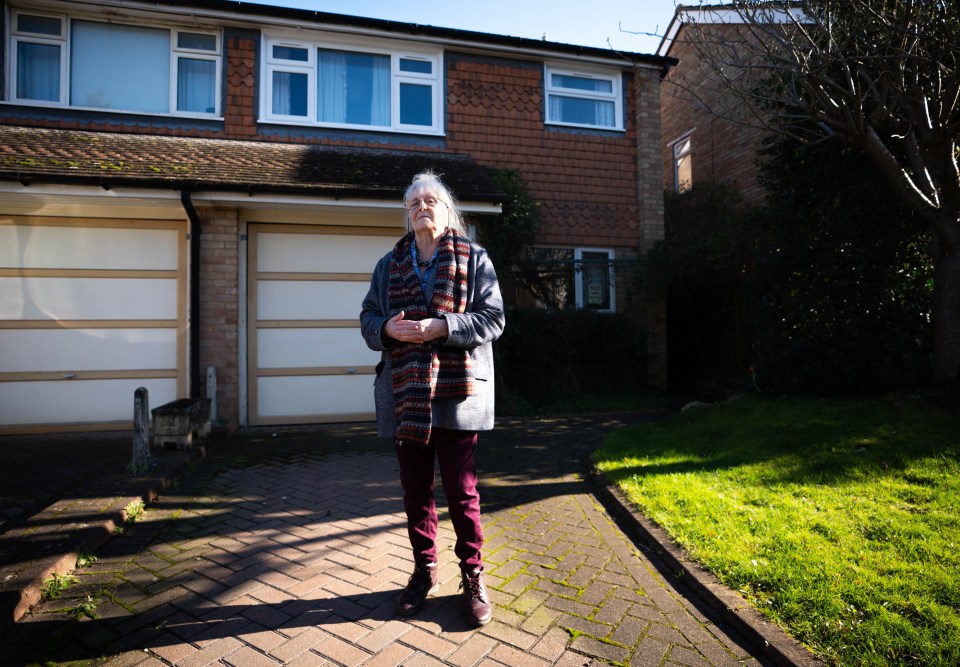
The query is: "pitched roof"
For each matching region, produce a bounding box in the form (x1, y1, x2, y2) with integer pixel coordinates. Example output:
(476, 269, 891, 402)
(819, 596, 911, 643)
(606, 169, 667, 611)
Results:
(0, 126, 503, 203)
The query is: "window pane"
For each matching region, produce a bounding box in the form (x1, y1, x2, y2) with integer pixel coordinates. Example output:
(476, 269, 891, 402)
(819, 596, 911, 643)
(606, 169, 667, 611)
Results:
(399, 82, 432, 126)
(17, 42, 60, 101)
(527, 248, 575, 310)
(399, 58, 432, 74)
(552, 73, 612, 94)
(273, 70, 308, 116)
(178, 32, 216, 51)
(676, 153, 692, 192)
(17, 14, 62, 36)
(579, 251, 611, 310)
(674, 137, 692, 192)
(548, 95, 615, 127)
(178, 58, 216, 113)
(317, 48, 389, 126)
(273, 45, 308, 61)
(70, 21, 169, 112)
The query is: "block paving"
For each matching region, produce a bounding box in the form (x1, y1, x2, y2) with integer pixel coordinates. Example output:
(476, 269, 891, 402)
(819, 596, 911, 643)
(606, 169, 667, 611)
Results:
(4, 415, 777, 666)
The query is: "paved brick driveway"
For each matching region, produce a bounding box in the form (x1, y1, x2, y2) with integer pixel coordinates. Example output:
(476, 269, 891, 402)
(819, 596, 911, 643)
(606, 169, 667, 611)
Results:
(5, 415, 767, 666)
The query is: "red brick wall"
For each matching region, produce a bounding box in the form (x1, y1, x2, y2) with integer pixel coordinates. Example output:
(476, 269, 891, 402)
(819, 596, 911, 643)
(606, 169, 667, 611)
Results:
(444, 53, 645, 250)
(660, 24, 768, 205)
(224, 37, 258, 139)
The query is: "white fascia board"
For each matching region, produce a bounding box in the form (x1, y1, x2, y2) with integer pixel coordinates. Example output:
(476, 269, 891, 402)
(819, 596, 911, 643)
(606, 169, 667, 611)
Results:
(0, 182, 501, 214)
(659, 4, 806, 56)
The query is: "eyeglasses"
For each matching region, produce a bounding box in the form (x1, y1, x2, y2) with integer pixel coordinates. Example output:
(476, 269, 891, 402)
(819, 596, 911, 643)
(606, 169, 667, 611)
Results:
(404, 197, 445, 210)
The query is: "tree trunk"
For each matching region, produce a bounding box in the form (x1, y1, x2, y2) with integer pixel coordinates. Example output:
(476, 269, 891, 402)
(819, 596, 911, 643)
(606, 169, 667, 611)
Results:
(930, 216, 960, 385)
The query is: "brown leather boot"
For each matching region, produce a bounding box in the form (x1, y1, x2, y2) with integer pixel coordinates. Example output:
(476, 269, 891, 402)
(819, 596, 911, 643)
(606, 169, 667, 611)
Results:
(460, 567, 493, 626)
(396, 562, 439, 616)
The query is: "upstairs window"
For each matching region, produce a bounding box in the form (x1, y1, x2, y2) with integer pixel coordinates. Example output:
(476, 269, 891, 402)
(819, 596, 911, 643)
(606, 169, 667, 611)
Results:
(263, 34, 442, 134)
(545, 65, 622, 131)
(672, 134, 693, 192)
(9, 10, 221, 116)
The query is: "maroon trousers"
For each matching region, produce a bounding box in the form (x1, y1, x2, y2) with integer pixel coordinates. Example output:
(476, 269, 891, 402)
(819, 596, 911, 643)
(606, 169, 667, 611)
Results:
(395, 428, 483, 572)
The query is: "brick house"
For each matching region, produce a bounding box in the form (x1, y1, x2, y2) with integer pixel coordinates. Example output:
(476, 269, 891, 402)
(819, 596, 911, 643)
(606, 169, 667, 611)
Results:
(658, 6, 770, 205)
(656, 6, 785, 392)
(0, 0, 670, 434)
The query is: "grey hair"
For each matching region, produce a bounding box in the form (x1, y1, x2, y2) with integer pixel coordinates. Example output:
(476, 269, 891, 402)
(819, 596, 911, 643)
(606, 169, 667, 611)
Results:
(403, 170, 466, 234)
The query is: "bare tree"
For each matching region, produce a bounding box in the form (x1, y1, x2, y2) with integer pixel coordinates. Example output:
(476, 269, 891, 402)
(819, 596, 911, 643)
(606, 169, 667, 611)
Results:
(670, 1, 960, 385)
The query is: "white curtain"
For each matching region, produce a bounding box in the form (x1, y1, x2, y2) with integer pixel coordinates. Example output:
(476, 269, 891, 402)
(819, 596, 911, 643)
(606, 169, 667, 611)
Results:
(318, 50, 347, 123)
(318, 49, 389, 126)
(595, 100, 615, 127)
(272, 71, 307, 116)
(177, 58, 215, 113)
(369, 55, 390, 126)
(17, 42, 60, 101)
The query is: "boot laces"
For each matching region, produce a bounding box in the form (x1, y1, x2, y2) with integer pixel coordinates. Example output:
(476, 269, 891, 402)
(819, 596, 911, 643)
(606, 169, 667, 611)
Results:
(461, 573, 486, 601)
(404, 565, 435, 596)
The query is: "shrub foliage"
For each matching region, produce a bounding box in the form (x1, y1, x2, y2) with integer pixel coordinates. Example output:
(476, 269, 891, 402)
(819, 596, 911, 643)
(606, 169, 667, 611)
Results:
(747, 138, 933, 394)
(644, 138, 933, 396)
(494, 307, 647, 411)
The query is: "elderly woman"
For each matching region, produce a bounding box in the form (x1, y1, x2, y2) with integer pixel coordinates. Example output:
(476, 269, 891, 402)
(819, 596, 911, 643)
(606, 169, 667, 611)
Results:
(359, 171, 505, 626)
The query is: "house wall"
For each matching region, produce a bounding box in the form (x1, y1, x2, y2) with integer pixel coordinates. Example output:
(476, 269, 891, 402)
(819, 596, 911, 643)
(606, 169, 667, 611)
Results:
(444, 53, 643, 250)
(660, 23, 767, 205)
(0, 12, 669, 429)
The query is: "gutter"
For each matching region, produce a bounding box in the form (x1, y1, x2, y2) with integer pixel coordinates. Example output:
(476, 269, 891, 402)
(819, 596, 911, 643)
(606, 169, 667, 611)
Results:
(180, 190, 202, 400)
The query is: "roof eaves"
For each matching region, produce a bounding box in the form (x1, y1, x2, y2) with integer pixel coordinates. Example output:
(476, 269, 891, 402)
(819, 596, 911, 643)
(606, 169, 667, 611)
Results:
(135, 0, 671, 67)
(2, 170, 504, 203)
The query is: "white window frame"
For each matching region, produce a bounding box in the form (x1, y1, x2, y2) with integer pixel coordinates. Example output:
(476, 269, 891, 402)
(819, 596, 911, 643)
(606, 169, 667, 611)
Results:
(7, 9, 222, 118)
(575, 247, 616, 312)
(544, 63, 623, 131)
(260, 32, 443, 135)
(170, 29, 222, 117)
(264, 39, 316, 122)
(9, 10, 68, 107)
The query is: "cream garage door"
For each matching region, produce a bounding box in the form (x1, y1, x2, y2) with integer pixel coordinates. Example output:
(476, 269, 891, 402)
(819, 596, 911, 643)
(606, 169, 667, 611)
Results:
(247, 224, 397, 425)
(0, 217, 187, 434)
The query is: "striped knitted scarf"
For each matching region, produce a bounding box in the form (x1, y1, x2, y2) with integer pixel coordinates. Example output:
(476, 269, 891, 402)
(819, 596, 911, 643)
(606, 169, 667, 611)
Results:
(389, 229, 474, 445)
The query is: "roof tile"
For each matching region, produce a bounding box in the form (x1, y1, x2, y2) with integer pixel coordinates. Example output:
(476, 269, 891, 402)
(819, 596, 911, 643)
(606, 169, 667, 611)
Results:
(0, 126, 503, 202)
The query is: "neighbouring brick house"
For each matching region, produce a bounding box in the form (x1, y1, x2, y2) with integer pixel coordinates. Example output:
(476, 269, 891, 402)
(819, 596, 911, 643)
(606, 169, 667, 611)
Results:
(656, 6, 784, 392)
(0, 0, 671, 433)
(658, 6, 770, 204)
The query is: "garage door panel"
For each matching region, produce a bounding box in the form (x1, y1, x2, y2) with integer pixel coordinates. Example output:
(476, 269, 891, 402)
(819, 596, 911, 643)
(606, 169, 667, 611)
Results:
(257, 328, 376, 368)
(0, 217, 186, 433)
(0, 378, 177, 426)
(258, 234, 392, 273)
(0, 328, 177, 373)
(0, 225, 178, 270)
(257, 375, 374, 418)
(248, 223, 397, 425)
(0, 277, 178, 320)
(256, 280, 369, 321)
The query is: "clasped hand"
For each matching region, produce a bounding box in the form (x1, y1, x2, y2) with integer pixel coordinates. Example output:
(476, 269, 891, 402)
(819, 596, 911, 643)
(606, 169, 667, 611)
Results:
(384, 311, 449, 344)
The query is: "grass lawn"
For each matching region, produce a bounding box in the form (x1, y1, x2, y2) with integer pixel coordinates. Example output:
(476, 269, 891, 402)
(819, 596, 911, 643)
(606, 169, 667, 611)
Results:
(593, 395, 960, 667)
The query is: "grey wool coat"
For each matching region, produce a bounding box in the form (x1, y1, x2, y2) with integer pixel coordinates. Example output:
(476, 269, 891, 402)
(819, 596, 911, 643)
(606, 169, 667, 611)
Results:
(359, 238, 505, 438)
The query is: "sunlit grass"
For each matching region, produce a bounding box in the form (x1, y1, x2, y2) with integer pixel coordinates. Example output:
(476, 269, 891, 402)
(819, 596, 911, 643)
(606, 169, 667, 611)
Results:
(594, 395, 960, 666)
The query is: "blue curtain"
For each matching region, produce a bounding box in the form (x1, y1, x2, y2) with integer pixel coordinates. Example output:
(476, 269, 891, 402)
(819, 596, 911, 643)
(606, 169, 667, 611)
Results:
(71, 20, 168, 112)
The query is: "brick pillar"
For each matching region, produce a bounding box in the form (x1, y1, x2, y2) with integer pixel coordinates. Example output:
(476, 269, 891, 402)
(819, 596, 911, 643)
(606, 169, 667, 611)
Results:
(224, 36, 257, 139)
(634, 64, 668, 389)
(198, 206, 240, 429)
